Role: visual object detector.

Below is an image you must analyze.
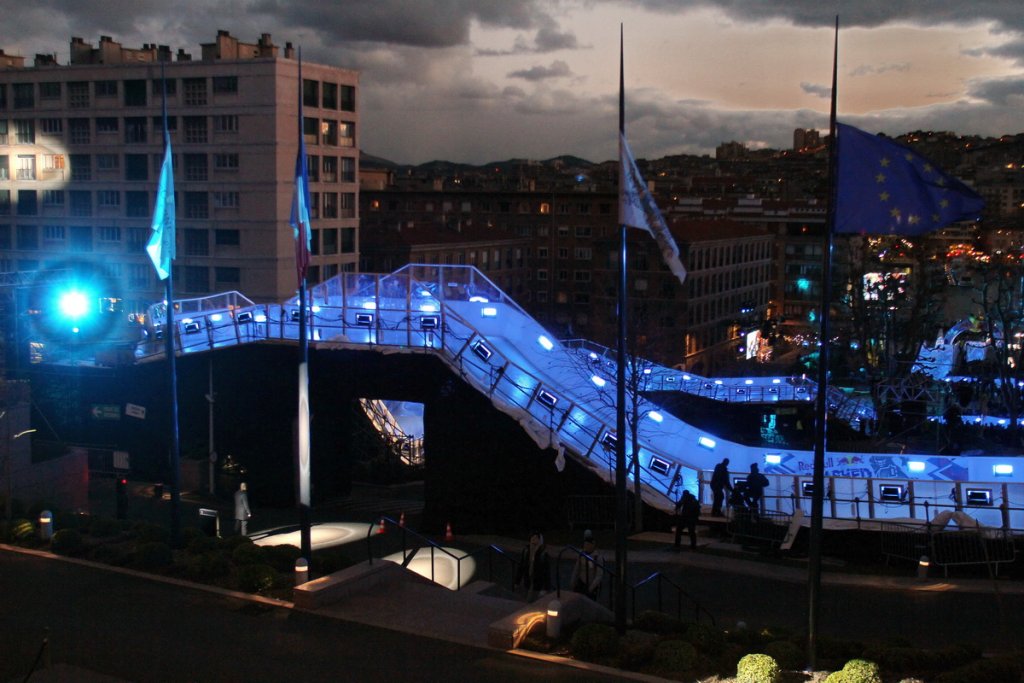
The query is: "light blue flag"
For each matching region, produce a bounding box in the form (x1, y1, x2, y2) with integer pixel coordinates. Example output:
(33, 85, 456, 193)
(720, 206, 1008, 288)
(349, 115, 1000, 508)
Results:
(146, 131, 175, 280)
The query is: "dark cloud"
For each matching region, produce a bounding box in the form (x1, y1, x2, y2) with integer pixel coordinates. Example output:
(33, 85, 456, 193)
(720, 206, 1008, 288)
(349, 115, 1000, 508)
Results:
(508, 60, 573, 81)
(967, 37, 1024, 67)
(535, 25, 579, 51)
(850, 62, 910, 77)
(966, 77, 1024, 105)
(800, 82, 832, 98)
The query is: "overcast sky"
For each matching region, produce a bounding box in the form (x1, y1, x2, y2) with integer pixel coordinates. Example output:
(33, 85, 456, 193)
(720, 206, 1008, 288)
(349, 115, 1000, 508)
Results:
(1, 1, 1022, 164)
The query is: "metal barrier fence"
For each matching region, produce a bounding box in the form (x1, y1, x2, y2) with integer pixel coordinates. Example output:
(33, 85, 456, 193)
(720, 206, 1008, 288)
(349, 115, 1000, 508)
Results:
(880, 521, 1017, 576)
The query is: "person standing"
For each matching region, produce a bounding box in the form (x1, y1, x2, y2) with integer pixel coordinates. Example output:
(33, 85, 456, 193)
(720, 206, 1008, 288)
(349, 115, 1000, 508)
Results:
(710, 458, 732, 517)
(745, 464, 769, 518)
(570, 530, 604, 600)
(234, 482, 252, 535)
(674, 490, 701, 550)
(514, 532, 551, 601)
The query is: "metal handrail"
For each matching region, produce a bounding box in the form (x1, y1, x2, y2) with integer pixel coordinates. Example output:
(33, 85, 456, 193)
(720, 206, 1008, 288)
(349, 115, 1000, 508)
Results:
(555, 544, 618, 611)
(630, 571, 716, 626)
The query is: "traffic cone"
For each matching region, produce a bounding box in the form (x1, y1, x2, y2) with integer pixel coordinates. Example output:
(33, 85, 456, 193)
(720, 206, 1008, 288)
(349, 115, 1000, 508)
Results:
(377, 518, 386, 535)
(399, 512, 406, 528)
(444, 521, 454, 542)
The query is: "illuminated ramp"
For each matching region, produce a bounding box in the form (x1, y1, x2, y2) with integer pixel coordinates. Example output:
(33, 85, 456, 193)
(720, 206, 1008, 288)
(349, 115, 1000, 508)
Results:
(133, 264, 1024, 526)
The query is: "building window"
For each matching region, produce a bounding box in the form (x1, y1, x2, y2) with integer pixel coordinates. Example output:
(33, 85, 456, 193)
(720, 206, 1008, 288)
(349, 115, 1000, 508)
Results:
(557, 247, 568, 259)
(213, 115, 238, 133)
(322, 82, 338, 109)
(96, 117, 119, 134)
(341, 156, 356, 182)
(123, 80, 147, 106)
(69, 225, 92, 251)
(212, 76, 238, 94)
(124, 154, 148, 181)
(185, 228, 208, 256)
(537, 269, 548, 281)
(183, 266, 209, 293)
(306, 155, 319, 181)
(128, 263, 150, 289)
(96, 154, 119, 171)
(322, 228, 338, 254)
(42, 190, 64, 206)
(12, 83, 34, 109)
(340, 85, 355, 112)
(340, 193, 355, 218)
(322, 193, 338, 219)
(95, 80, 118, 97)
(69, 155, 90, 181)
(43, 225, 66, 242)
(39, 82, 61, 100)
(39, 118, 63, 136)
(573, 271, 592, 282)
(14, 120, 34, 144)
(125, 191, 149, 217)
(17, 224, 38, 249)
(322, 156, 338, 182)
(68, 118, 94, 145)
(575, 226, 592, 238)
(303, 117, 318, 145)
(183, 116, 207, 143)
(151, 78, 177, 95)
(215, 228, 240, 246)
(574, 247, 593, 260)
(152, 115, 177, 133)
(0, 191, 9, 216)
(339, 121, 354, 147)
(212, 191, 239, 209)
(213, 153, 239, 171)
(215, 267, 240, 285)
(184, 153, 208, 181)
(69, 190, 92, 217)
(68, 81, 89, 108)
(341, 227, 356, 253)
(124, 117, 147, 143)
(321, 120, 337, 146)
(184, 192, 208, 219)
(182, 78, 207, 105)
(98, 225, 121, 242)
(97, 190, 120, 208)
(303, 79, 319, 108)
(16, 155, 36, 180)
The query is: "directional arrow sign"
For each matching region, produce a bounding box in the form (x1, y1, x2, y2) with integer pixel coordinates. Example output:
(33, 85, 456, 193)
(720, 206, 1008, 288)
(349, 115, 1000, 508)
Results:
(90, 404, 121, 420)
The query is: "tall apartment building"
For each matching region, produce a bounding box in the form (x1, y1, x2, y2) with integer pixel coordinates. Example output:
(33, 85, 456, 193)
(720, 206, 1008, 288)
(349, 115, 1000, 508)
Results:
(0, 31, 359, 311)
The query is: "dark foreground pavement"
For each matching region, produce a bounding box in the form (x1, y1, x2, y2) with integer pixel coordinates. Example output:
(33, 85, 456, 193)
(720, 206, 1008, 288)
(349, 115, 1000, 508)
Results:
(0, 551, 622, 683)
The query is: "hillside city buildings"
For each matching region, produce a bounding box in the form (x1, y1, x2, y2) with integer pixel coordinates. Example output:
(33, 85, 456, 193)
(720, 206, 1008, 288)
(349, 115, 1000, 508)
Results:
(3, 30, 1023, 372)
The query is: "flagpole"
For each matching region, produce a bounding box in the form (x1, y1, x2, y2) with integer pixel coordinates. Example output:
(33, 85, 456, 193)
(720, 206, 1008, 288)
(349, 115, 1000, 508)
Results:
(159, 61, 181, 548)
(613, 23, 629, 635)
(296, 50, 313, 563)
(808, 15, 839, 670)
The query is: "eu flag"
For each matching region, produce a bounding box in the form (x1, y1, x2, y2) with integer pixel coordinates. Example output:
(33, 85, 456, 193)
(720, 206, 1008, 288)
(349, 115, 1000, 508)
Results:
(290, 135, 312, 287)
(834, 123, 984, 235)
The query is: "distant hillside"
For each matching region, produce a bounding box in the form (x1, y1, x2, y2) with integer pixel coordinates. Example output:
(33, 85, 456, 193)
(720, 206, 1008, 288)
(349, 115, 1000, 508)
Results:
(359, 150, 596, 172)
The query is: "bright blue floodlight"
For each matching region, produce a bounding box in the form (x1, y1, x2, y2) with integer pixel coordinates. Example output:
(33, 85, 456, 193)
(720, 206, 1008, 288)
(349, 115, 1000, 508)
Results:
(58, 290, 90, 320)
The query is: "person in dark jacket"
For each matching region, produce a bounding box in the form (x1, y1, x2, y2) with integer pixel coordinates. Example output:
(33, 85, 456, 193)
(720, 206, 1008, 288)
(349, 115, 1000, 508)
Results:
(514, 532, 550, 600)
(709, 458, 732, 517)
(674, 489, 701, 550)
(745, 463, 770, 518)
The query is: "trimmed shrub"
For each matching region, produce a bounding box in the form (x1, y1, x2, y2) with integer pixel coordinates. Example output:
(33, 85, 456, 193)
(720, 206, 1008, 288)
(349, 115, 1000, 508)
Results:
(825, 658, 881, 683)
(261, 544, 303, 573)
(183, 551, 232, 582)
(763, 640, 804, 671)
(231, 541, 267, 566)
(132, 522, 170, 544)
(685, 622, 726, 656)
(652, 640, 698, 673)
(235, 563, 278, 593)
(736, 653, 781, 683)
(632, 610, 685, 635)
(570, 623, 619, 662)
(50, 529, 84, 556)
(618, 630, 657, 671)
(933, 658, 1021, 683)
(89, 542, 133, 566)
(185, 533, 218, 555)
(88, 517, 125, 538)
(132, 541, 173, 570)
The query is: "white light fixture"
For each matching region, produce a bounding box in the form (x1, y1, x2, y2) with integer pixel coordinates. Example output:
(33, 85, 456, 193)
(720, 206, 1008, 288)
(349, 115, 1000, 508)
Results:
(745, 379, 754, 385)
(420, 304, 437, 312)
(537, 335, 554, 351)
(698, 436, 716, 450)
(994, 464, 1014, 476)
(643, 368, 652, 375)
(311, 305, 321, 313)
(647, 411, 663, 423)
(254, 313, 267, 323)
(209, 313, 223, 322)
(591, 375, 607, 388)
(765, 454, 782, 464)
(714, 380, 723, 385)
(908, 461, 926, 472)
(362, 301, 377, 310)
(469, 295, 489, 303)
(682, 375, 691, 380)
(481, 306, 498, 318)
(772, 378, 781, 384)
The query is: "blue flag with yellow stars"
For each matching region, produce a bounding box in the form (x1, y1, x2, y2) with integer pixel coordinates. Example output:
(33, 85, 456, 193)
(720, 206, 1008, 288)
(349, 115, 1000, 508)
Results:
(834, 123, 984, 235)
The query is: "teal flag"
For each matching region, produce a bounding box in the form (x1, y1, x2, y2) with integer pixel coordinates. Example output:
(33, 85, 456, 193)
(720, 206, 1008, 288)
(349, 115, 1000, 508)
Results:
(146, 131, 175, 280)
